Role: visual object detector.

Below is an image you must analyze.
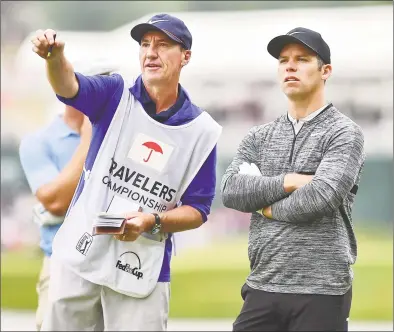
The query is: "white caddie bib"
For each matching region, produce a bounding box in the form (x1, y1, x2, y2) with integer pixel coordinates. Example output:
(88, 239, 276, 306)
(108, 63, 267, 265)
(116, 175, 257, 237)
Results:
(52, 78, 222, 298)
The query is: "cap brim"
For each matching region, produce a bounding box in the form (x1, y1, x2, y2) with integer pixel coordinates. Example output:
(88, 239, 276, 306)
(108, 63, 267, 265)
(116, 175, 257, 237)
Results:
(130, 23, 185, 47)
(267, 35, 318, 60)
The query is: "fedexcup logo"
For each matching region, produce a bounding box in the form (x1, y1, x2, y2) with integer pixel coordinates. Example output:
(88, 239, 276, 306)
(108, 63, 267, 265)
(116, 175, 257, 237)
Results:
(116, 251, 143, 280)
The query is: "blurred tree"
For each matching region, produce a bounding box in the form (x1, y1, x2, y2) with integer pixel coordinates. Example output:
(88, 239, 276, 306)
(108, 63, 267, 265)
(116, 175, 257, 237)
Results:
(1, 1, 47, 48)
(37, 1, 189, 31)
(9, 0, 392, 33)
(1, 0, 391, 47)
(185, 0, 391, 11)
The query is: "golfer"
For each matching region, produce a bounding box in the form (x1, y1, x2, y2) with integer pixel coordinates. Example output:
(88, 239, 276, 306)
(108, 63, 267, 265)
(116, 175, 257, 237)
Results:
(221, 27, 365, 331)
(19, 63, 116, 331)
(19, 103, 90, 331)
(31, 13, 222, 331)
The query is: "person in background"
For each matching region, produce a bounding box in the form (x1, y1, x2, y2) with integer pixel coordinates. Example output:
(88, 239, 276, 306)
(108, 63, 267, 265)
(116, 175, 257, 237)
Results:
(19, 64, 116, 331)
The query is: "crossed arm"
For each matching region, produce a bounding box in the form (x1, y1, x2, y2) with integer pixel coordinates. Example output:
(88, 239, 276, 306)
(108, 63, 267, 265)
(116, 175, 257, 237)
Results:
(220, 127, 311, 213)
(221, 125, 365, 223)
(20, 118, 92, 216)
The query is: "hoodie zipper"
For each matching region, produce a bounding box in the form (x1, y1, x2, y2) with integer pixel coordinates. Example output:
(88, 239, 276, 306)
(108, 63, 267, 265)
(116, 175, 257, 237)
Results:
(289, 121, 298, 164)
(287, 103, 333, 164)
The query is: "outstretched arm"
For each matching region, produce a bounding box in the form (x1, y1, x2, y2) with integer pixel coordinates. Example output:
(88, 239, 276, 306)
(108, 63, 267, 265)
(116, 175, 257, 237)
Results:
(31, 28, 123, 123)
(31, 29, 78, 98)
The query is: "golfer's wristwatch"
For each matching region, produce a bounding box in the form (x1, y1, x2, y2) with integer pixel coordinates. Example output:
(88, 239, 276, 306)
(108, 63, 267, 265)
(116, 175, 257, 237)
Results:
(151, 213, 162, 235)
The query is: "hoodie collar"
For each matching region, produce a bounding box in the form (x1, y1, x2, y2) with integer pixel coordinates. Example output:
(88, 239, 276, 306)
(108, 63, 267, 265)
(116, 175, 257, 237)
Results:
(284, 103, 333, 125)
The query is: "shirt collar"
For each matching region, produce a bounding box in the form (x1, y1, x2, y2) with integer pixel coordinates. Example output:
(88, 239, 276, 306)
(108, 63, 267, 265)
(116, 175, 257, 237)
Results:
(130, 75, 187, 123)
(287, 104, 329, 125)
(52, 115, 80, 138)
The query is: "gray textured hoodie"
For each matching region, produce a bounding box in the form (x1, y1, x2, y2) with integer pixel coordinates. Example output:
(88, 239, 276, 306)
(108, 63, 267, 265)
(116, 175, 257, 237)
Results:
(221, 104, 365, 295)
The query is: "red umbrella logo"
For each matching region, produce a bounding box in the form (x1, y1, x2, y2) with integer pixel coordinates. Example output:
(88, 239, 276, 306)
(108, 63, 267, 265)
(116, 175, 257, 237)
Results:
(142, 141, 163, 162)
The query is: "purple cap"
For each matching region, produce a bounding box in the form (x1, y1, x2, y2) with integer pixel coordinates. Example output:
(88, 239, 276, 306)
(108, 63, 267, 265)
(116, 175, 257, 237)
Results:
(130, 13, 192, 50)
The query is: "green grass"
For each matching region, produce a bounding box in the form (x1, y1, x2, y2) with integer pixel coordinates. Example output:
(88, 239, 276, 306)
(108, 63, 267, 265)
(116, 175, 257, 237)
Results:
(169, 230, 393, 320)
(1, 249, 42, 309)
(1, 229, 392, 320)
(170, 265, 393, 320)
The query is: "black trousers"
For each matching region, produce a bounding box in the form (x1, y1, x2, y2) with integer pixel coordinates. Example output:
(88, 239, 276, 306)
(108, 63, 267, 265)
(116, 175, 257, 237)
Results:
(233, 284, 352, 332)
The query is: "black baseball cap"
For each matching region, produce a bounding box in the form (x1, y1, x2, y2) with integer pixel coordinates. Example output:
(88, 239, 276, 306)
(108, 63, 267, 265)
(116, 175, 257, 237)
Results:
(130, 13, 192, 50)
(267, 27, 331, 64)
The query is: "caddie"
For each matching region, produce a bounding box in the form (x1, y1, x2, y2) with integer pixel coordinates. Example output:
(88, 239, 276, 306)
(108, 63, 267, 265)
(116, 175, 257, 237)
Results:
(31, 13, 222, 331)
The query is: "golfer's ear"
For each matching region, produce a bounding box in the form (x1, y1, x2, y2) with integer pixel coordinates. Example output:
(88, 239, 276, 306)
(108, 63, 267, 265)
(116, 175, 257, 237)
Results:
(322, 64, 332, 80)
(182, 50, 191, 67)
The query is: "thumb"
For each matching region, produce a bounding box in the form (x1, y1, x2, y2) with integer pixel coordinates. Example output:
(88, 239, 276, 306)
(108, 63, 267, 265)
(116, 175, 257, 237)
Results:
(54, 39, 65, 51)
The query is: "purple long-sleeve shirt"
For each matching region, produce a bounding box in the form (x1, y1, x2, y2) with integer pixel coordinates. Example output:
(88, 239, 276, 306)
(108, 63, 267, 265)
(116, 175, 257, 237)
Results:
(57, 73, 217, 281)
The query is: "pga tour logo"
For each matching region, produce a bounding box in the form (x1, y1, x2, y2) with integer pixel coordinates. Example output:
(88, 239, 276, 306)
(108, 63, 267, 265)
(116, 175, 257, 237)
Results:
(128, 133, 173, 172)
(76, 232, 93, 255)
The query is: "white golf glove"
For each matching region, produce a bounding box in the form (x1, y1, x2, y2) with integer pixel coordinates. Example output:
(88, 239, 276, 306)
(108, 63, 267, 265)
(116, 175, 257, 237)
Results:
(238, 162, 264, 215)
(32, 203, 65, 226)
(238, 162, 262, 176)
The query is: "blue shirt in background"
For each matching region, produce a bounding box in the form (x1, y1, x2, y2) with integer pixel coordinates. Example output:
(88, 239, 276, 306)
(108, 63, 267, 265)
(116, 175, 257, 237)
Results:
(19, 115, 80, 256)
